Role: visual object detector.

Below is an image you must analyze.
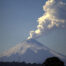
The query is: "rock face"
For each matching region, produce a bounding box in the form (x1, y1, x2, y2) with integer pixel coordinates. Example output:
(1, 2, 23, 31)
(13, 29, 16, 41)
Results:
(0, 39, 66, 64)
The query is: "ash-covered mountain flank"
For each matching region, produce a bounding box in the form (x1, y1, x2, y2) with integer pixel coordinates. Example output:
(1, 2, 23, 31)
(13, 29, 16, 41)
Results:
(0, 39, 66, 64)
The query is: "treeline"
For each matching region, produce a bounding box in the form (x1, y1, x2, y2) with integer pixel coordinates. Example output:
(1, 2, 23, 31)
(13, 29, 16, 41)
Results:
(0, 57, 65, 66)
(0, 62, 42, 66)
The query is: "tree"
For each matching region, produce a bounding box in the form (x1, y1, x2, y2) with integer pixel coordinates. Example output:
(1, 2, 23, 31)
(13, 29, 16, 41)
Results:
(42, 57, 64, 66)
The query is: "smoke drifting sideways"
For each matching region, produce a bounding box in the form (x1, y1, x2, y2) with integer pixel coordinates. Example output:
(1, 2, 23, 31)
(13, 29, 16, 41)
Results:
(27, 0, 66, 40)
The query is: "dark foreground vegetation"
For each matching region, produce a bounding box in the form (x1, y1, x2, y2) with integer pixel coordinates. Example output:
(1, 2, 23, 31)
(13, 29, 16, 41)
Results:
(0, 57, 65, 66)
(0, 62, 42, 66)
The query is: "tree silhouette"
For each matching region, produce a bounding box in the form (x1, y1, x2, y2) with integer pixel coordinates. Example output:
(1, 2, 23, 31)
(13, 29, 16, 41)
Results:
(0, 57, 64, 66)
(0, 62, 42, 66)
(42, 57, 64, 66)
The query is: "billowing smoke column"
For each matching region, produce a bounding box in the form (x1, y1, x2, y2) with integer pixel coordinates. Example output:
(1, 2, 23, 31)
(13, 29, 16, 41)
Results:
(28, 0, 66, 39)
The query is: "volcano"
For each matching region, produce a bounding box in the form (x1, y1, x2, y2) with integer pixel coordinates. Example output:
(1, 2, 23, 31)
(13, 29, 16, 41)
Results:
(0, 39, 66, 64)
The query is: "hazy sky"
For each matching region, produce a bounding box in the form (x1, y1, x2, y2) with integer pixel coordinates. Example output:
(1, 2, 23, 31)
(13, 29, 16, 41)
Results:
(0, 0, 66, 55)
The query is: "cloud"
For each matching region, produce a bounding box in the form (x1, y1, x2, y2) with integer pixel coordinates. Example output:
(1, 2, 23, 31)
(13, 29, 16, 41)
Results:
(27, 0, 66, 39)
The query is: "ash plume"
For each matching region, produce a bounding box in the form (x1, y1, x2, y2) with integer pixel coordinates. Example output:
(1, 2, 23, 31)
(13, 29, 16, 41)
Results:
(28, 0, 66, 39)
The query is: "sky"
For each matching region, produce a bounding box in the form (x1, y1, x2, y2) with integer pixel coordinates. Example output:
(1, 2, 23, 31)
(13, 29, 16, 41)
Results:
(0, 0, 66, 56)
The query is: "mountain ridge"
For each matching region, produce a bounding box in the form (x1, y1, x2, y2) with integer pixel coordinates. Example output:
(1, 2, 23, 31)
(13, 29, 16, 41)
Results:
(0, 39, 66, 64)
